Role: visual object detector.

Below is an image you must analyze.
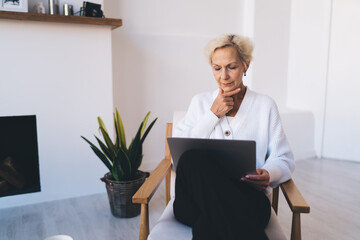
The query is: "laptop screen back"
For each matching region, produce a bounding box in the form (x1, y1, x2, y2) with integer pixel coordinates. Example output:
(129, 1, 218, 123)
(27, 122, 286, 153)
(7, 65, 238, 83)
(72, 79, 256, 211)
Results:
(167, 137, 256, 179)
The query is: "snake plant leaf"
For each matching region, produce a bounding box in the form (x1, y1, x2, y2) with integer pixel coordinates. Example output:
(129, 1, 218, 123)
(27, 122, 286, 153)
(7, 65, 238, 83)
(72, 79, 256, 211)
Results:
(81, 136, 112, 171)
(128, 120, 143, 152)
(140, 112, 151, 136)
(116, 147, 132, 180)
(95, 136, 114, 162)
(90, 146, 113, 172)
(134, 116, 157, 172)
(115, 108, 127, 150)
(129, 122, 143, 174)
(129, 121, 143, 152)
(111, 168, 119, 181)
(112, 155, 124, 181)
(114, 115, 128, 156)
(133, 146, 143, 175)
(99, 126, 117, 157)
(82, 110, 157, 181)
(114, 114, 120, 149)
(97, 117, 108, 134)
(140, 117, 158, 144)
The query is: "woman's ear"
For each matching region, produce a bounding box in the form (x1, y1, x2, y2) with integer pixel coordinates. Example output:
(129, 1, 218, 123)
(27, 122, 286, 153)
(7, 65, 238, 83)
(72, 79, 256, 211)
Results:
(245, 61, 250, 72)
(243, 61, 250, 76)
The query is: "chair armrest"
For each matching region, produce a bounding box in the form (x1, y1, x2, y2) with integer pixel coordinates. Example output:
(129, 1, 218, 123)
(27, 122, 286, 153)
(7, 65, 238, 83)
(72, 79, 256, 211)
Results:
(280, 179, 310, 213)
(133, 158, 172, 204)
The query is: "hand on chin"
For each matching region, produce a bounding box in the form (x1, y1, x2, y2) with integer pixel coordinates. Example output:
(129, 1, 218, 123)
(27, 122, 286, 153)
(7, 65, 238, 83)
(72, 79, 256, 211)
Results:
(221, 86, 235, 93)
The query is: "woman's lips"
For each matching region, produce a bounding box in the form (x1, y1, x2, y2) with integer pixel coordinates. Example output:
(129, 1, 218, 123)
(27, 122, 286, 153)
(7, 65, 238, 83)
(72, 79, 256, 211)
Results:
(222, 82, 233, 86)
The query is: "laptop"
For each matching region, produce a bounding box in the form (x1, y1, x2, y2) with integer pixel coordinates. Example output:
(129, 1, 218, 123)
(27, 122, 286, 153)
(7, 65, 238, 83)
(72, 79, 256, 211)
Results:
(167, 137, 256, 179)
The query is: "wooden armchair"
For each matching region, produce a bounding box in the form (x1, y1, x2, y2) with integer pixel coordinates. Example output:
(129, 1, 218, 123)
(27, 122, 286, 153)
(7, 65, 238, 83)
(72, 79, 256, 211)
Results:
(133, 123, 310, 240)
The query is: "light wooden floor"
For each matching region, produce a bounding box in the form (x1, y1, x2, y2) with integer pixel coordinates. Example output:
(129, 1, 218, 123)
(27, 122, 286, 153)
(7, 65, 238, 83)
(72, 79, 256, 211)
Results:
(0, 158, 359, 240)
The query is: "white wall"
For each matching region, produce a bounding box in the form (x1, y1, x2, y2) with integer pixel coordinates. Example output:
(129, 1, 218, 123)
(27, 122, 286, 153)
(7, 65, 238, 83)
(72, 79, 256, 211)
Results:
(287, 0, 332, 156)
(105, 0, 245, 170)
(0, 20, 113, 209)
(251, 0, 292, 110)
(322, 0, 360, 161)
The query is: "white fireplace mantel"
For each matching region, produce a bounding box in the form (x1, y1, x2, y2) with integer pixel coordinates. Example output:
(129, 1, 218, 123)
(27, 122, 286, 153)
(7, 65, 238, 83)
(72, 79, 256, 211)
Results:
(0, 11, 122, 29)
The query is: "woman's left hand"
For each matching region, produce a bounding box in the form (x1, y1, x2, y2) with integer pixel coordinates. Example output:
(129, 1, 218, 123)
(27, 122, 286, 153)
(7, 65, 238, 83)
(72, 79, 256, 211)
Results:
(241, 169, 270, 191)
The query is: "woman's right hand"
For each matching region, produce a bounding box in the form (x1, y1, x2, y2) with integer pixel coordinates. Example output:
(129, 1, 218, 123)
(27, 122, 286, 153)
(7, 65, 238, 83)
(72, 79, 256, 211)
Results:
(210, 88, 241, 118)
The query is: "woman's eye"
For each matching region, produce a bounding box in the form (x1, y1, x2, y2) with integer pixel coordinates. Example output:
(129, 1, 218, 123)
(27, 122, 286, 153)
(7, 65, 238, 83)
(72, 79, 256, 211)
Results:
(214, 67, 221, 71)
(228, 66, 238, 70)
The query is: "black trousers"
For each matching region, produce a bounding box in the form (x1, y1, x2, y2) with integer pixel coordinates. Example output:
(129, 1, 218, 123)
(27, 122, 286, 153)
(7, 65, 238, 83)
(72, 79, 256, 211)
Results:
(173, 149, 271, 240)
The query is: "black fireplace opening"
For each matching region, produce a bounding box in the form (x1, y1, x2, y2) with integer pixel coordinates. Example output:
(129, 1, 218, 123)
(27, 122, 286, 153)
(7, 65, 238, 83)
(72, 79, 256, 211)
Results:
(0, 115, 41, 198)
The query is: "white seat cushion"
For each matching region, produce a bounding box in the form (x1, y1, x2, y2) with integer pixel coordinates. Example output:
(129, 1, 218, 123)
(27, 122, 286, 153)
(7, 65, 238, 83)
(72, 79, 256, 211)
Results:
(148, 199, 286, 240)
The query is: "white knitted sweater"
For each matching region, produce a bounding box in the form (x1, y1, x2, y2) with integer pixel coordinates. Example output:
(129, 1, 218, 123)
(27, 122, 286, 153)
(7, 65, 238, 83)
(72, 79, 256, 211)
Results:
(173, 88, 295, 187)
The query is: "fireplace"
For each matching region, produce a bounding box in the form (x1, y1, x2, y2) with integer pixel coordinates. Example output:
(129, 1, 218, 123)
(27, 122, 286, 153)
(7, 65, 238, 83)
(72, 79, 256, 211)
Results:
(0, 115, 41, 198)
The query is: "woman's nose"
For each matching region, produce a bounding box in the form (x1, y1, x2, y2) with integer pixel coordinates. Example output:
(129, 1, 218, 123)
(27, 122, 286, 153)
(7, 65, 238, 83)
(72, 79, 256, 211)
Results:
(221, 69, 229, 79)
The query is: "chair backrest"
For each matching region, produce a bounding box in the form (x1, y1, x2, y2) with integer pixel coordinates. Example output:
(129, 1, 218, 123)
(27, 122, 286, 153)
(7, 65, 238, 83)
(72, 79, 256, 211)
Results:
(165, 111, 186, 199)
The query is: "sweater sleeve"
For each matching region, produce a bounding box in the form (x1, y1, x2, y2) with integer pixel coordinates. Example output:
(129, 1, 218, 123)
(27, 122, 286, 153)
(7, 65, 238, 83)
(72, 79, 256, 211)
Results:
(262, 101, 295, 187)
(173, 94, 220, 138)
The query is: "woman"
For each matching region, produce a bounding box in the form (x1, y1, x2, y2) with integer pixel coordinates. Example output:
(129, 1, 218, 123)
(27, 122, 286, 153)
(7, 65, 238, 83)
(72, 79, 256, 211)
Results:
(172, 34, 294, 240)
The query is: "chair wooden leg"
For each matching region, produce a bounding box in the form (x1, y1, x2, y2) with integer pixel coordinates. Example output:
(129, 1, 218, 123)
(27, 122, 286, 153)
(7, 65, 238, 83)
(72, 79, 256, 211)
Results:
(139, 204, 149, 240)
(272, 186, 279, 214)
(165, 170, 171, 205)
(291, 212, 301, 240)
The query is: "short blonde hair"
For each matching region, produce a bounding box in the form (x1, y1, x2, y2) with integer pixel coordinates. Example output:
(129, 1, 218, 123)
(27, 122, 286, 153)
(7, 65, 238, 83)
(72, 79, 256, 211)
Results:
(204, 34, 254, 66)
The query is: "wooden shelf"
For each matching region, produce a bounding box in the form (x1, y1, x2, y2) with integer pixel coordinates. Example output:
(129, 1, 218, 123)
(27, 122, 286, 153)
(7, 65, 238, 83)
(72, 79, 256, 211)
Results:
(0, 11, 122, 29)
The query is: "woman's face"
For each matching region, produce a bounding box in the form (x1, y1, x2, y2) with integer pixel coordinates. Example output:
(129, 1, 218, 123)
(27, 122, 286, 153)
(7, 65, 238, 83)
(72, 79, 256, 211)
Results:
(211, 46, 247, 93)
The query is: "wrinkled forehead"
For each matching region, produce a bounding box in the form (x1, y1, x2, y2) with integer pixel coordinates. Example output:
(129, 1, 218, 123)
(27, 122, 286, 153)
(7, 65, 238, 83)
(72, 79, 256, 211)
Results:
(212, 46, 243, 65)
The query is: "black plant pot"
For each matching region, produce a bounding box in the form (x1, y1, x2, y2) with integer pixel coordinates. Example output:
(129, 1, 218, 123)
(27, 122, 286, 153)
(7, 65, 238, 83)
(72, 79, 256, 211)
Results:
(101, 170, 148, 218)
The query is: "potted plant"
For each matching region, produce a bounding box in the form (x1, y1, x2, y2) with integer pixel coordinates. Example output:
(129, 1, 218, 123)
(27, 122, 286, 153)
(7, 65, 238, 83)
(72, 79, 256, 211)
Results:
(81, 109, 157, 218)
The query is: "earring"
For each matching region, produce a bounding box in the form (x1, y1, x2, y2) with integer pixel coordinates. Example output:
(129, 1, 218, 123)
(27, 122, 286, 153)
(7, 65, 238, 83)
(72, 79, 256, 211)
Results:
(244, 72, 247, 76)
